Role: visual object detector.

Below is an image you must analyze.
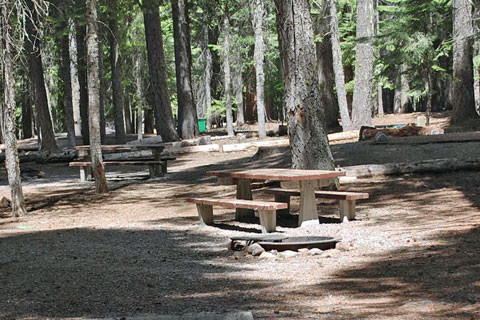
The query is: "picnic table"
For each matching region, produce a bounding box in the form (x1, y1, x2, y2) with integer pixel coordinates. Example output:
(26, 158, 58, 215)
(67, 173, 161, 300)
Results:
(207, 168, 346, 226)
(72, 144, 173, 181)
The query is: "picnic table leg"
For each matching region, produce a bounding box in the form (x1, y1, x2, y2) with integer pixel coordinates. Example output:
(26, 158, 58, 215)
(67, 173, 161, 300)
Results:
(152, 149, 163, 176)
(339, 200, 356, 221)
(236, 178, 254, 221)
(196, 204, 214, 225)
(299, 180, 319, 226)
(258, 210, 276, 233)
(80, 166, 86, 182)
(274, 194, 290, 216)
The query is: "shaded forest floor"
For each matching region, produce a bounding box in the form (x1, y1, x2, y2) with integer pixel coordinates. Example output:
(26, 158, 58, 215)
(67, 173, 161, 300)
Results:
(0, 112, 479, 319)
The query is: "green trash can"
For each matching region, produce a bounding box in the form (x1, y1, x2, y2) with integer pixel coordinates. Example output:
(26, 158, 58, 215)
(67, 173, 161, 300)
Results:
(198, 118, 207, 133)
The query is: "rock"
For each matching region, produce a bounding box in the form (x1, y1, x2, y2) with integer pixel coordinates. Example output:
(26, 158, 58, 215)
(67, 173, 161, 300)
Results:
(258, 252, 276, 261)
(236, 134, 247, 142)
(416, 115, 427, 127)
(246, 243, 265, 256)
(233, 251, 245, 259)
(197, 136, 212, 145)
(336, 242, 351, 251)
(230, 240, 247, 251)
(279, 250, 298, 259)
(298, 248, 309, 255)
(127, 135, 163, 145)
(309, 248, 323, 256)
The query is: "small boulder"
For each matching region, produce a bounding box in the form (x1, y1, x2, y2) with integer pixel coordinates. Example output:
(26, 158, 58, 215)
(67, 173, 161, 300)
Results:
(374, 132, 389, 143)
(247, 243, 265, 256)
(279, 250, 298, 259)
(258, 252, 276, 261)
(298, 248, 309, 255)
(197, 136, 212, 145)
(335, 242, 351, 251)
(309, 248, 323, 256)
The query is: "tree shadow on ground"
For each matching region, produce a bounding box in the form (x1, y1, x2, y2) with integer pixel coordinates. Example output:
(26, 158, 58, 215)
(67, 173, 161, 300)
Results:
(0, 228, 282, 319)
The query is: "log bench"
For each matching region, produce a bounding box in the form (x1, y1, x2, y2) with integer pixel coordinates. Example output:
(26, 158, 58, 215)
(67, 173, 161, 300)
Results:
(264, 188, 369, 221)
(69, 157, 175, 182)
(186, 198, 288, 233)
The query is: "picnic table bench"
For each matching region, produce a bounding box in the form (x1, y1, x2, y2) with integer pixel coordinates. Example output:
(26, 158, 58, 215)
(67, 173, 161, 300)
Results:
(264, 188, 369, 221)
(69, 157, 176, 182)
(186, 198, 288, 233)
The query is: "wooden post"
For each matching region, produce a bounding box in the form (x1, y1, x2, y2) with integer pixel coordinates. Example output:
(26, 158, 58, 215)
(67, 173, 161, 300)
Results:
(258, 210, 276, 233)
(299, 180, 318, 226)
(80, 166, 86, 182)
(339, 200, 356, 221)
(235, 178, 253, 220)
(196, 203, 214, 225)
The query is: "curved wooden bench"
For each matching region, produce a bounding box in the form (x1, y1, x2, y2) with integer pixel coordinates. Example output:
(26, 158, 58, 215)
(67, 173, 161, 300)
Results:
(264, 188, 369, 221)
(69, 157, 175, 182)
(186, 198, 288, 233)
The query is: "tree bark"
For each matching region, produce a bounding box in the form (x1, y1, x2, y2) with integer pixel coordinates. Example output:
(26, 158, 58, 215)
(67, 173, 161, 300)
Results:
(86, 0, 108, 193)
(0, 3, 27, 216)
(351, 0, 375, 129)
(172, 0, 198, 139)
(98, 40, 106, 143)
(108, 4, 127, 144)
(136, 53, 144, 140)
(203, 26, 213, 128)
(274, 0, 335, 170)
(58, 1, 76, 147)
(451, 0, 478, 124)
(75, 22, 89, 144)
(25, 0, 58, 152)
(21, 80, 33, 139)
(314, 0, 340, 131)
(222, 12, 234, 136)
(329, 0, 351, 130)
(143, 2, 179, 142)
(232, 56, 244, 126)
(69, 20, 82, 136)
(393, 64, 409, 113)
(252, 0, 266, 138)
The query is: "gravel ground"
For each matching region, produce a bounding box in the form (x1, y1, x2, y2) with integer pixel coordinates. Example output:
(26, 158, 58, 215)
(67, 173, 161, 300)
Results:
(0, 128, 479, 319)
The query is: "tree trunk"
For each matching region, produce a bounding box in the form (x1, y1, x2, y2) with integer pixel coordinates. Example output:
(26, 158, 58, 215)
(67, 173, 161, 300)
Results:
(252, 0, 266, 138)
(0, 3, 27, 216)
(143, 2, 179, 142)
(329, 0, 351, 130)
(223, 12, 234, 136)
(109, 7, 127, 144)
(76, 22, 89, 144)
(86, 0, 108, 193)
(98, 40, 106, 143)
(25, 0, 58, 152)
(69, 20, 82, 136)
(351, 0, 375, 129)
(232, 57, 244, 126)
(393, 64, 409, 113)
(474, 40, 480, 112)
(314, 0, 340, 131)
(451, 0, 478, 124)
(203, 27, 213, 128)
(22, 80, 33, 139)
(136, 53, 144, 140)
(172, 0, 198, 139)
(59, 1, 76, 147)
(375, 0, 384, 117)
(124, 91, 133, 133)
(274, 0, 335, 170)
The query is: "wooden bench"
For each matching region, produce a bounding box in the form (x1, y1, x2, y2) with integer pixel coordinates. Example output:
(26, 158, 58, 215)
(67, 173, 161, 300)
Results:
(186, 198, 288, 233)
(69, 157, 175, 182)
(264, 188, 369, 221)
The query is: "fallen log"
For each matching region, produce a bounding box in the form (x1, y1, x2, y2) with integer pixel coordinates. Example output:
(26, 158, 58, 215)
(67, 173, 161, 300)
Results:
(359, 124, 444, 141)
(343, 158, 480, 178)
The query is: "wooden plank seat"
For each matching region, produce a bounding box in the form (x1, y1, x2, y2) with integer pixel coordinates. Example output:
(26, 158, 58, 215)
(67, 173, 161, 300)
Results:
(264, 188, 369, 221)
(186, 198, 288, 233)
(69, 157, 175, 182)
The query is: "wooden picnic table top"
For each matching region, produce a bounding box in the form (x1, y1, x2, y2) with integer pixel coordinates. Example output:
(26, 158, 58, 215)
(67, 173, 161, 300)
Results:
(74, 144, 167, 151)
(206, 168, 345, 181)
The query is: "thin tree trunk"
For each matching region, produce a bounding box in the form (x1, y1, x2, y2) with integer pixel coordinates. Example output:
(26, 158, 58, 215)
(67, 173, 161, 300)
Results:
(351, 0, 375, 129)
(0, 3, 27, 216)
(172, 0, 198, 139)
(98, 40, 106, 143)
(69, 20, 81, 137)
(143, 2, 179, 142)
(375, 0, 383, 116)
(59, 1, 76, 147)
(232, 57, 244, 126)
(315, 0, 340, 130)
(76, 22, 89, 144)
(109, 7, 127, 143)
(252, 0, 266, 138)
(86, 0, 108, 193)
(451, 0, 478, 124)
(274, 0, 335, 170)
(474, 40, 480, 112)
(203, 27, 213, 128)
(223, 12, 234, 136)
(25, 0, 58, 152)
(22, 80, 33, 139)
(136, 54, 144, 140)
(124, 91, 133, 133)
(329, 0, 351, 130)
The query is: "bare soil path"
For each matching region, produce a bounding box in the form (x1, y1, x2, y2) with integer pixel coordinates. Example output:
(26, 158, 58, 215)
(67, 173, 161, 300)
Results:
(0, 121, 479, 319)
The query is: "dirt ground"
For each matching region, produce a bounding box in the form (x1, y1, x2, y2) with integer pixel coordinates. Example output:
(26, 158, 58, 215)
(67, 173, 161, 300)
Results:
(0, 113, 479, 319)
